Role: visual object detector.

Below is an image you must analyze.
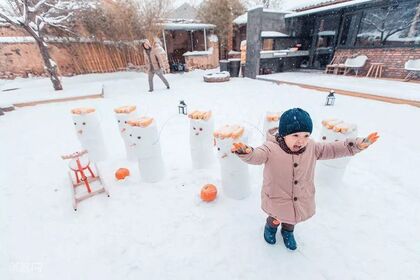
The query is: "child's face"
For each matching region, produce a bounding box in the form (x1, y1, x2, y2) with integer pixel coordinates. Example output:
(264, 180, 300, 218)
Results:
(284, 132, 310, 152)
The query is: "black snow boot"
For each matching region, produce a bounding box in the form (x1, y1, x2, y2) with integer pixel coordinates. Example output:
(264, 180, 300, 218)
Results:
(281, 229, 297, 250)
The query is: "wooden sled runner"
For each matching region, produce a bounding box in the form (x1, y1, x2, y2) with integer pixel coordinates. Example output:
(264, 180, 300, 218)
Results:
(61, 150, 110, 211)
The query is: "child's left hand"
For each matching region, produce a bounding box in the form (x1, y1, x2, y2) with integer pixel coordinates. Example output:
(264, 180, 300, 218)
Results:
(357, 132, 380, 150)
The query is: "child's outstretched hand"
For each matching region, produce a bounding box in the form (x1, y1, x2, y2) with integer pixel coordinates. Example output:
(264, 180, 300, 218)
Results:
(357, 132, 380, 150)
(231, 142, 253, 154)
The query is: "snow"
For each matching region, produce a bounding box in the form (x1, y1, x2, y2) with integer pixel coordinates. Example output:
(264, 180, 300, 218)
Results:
(318, 30, 336, 36)
(208, 34, 218, 43)
(285, 0, 374, 18)
(183, 47, 213, 56)
(261, 31, 289, 37)
(257, 71, 420, 102)
(0, 73, 111, 105)
(233, 13, 247, 25)
(163, 22, 216, 31)
(1, 70, 420, 279)
(228, 50, 241, 55)
(0, 36, 36, 43)
(282, 0, 335, 11)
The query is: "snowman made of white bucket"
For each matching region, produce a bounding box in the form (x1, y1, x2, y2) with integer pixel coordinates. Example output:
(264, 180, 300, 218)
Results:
(263, 111, 282, 139)
(127, 117, 165, 183)
(188, 110, 215, 169)
(114, 105, 138, 161)
(317, 118, 358, 183)
(214, 124, 251, 200)
(71, 107, 107, 162)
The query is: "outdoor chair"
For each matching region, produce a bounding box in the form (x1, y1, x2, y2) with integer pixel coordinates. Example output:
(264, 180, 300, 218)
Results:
(404, 59, 420, 81)
(325, 55, 346, 75)
(344, 55, 368, 76)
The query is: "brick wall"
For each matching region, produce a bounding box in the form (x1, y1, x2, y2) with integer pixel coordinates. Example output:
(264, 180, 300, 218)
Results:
(184, 36, 219, 70)
(335, 48, 420, 79)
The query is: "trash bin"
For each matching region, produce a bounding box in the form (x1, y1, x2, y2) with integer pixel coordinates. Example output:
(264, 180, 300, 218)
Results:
(219, 60, 230, 72)
(228, 59, 241, 77)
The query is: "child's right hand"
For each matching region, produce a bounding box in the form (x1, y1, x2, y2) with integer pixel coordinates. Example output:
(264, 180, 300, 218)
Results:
(231, 142, 253, 154)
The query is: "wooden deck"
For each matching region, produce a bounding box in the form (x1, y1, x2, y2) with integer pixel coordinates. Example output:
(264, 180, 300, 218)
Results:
(257, 77, 420, 108)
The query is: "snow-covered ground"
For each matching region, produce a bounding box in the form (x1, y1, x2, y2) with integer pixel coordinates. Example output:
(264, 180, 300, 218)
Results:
(258, 71, 420, 102)
(1, 70, 420, 280)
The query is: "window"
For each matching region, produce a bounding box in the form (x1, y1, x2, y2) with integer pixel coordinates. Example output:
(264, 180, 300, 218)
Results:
(262, 39, 274, 50)
(338, 13, 358, 46)
(355, 1, 420, 47)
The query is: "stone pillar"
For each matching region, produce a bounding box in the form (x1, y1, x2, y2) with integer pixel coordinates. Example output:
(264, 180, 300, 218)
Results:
(245, 7, 263, 79)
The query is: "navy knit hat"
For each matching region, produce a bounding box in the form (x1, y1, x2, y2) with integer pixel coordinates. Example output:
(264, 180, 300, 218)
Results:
(278, 108, 313, 137)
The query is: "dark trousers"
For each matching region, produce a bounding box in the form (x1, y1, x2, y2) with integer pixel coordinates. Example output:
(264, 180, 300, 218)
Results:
(266, 216, 295, 232)
(148, 69, 169, 91)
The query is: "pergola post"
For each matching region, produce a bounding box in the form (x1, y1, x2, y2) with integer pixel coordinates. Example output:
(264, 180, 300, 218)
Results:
(162, 29, 168, 53)
(204, 28, 207, 50)
(190, 31, 194, 51)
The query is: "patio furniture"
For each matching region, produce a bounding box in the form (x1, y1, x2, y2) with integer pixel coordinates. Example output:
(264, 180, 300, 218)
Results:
(404, 59, 420, 81)
(325, 55, 346, 74)
(366, 63, 385, 78)
(344, 55, 368, 76)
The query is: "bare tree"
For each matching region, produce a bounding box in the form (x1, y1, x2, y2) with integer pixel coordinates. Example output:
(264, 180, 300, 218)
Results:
(136, 0, 172, 42)
(81, 0, 146, 41)
(0, 0, 95, 91)
(361, 3, 420, 45)
(246, 0, 285, 9)
(197, 0, 246, 59)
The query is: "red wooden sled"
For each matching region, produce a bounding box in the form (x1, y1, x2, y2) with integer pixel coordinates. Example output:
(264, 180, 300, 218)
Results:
(61, 150, 109, 211)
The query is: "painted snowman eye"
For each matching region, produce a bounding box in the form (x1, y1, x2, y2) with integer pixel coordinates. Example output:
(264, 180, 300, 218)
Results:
(137, 136, 141, 139)
(118, 120, 121, 123)
(73, 122, 77, 125)
(199, 128, 203, 131)
(193, 127, 196, 130)
(217, 147, 220, 151)
(130, 134, 132, 137)
(124, 121, 127, 124)
(322, 136, 326, 140)
(83, 122, 86, 125)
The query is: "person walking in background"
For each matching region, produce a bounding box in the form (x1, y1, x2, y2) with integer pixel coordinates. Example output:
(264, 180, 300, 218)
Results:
(142, 39, 170, 92)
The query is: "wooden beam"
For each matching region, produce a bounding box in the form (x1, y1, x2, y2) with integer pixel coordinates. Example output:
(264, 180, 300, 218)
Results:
(14, 92, 104, 108)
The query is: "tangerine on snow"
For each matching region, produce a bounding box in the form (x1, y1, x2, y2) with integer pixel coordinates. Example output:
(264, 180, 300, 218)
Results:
(115, 168, 130, 180)
(200, 184, 217, 202)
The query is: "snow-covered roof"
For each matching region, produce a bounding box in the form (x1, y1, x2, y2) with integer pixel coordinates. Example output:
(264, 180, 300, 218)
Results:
(285, 0, 374, 18)
(233, 13, 247, 25)
(163, 23, 216, 31)
(261, 31, 289, 38)
(233, 9, 291, 25)
(282, 0, 337, 11)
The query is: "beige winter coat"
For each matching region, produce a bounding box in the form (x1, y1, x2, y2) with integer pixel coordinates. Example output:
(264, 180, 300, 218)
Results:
(143, 43, 170, 73)
(238, 128, 362, 225)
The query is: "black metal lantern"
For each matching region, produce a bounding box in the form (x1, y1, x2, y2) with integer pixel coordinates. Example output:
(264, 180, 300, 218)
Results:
(178, 100, 187, 115)
(325, 90, 336, 106)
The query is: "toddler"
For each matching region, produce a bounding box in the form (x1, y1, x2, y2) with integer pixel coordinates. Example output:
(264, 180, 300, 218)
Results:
(231, 108, 379, 250)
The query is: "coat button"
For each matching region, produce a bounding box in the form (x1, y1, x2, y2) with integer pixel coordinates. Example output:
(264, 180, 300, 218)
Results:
(294, 180, 298, 185)
(349, 142, 354, 146)
(294, 197, 298, 201)
(293, 163, 298, 167)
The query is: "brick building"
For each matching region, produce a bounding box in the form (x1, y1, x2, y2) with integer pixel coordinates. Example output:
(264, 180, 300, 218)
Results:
(236, 0, 420, 79)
